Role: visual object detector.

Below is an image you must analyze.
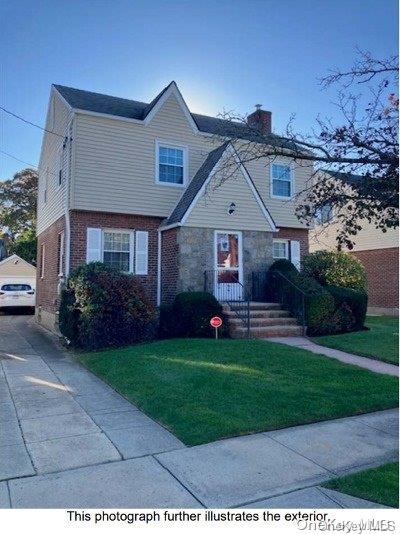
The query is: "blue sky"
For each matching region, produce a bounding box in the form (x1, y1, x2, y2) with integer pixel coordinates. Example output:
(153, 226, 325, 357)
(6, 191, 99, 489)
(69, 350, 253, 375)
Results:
(0, 0, 397, 180)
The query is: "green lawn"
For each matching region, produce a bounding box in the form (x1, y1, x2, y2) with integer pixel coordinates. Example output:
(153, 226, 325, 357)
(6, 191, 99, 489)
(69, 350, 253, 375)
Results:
(77, 338, 398, 446)
(314, 316, 399, 365)
(324, 462, 399, 508)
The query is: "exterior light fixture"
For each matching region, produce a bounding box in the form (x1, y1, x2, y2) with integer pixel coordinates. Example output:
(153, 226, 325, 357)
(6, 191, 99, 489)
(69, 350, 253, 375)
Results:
(228, 202, 236, 215)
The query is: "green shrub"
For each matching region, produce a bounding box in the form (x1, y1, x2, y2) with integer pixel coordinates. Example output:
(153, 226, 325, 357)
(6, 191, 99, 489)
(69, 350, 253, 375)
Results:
(326, 285, 368, 331)
(286, 272, 336, 336)
(269, 259, 298, 274)
(58, 287, 80, 343)
(266, 259, 298, 301)
(59, 262, 156, 350)
(158, 304, 176, 339)
(302, 250, 367, 291)
(165, 291, 228, 338)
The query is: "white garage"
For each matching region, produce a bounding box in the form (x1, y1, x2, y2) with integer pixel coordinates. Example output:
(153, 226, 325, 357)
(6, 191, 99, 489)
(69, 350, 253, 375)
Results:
(0, 254, 36, 309)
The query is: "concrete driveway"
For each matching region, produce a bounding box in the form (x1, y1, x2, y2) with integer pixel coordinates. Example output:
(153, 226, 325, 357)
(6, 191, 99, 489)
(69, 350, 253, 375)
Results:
(0, 314, 398, 508)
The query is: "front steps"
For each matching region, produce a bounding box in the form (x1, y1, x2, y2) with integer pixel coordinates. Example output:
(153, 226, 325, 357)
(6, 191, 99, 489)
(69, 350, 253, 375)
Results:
(222, 302, 303, 339)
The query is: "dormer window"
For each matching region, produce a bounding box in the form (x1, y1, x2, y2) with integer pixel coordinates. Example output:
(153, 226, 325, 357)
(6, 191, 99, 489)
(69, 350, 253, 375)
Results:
(156, 141, 187, 186)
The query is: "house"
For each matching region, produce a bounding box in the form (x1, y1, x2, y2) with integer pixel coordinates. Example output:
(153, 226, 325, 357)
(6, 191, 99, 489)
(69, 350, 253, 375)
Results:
(0, 254, 36, 285)
(310, 171, 398, 315)
(0, 254, 36, 309)
(36, 82, 312, 332)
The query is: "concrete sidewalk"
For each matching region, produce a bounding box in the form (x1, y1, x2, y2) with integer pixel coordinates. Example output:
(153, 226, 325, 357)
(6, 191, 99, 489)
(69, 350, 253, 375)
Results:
(269, 337, 398, 376)
(0, 315, 398, 508)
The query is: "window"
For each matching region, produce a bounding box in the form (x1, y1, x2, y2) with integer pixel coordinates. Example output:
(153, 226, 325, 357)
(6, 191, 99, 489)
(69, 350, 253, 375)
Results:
(57, 231, 65, 276)
(1, 284, 32, 292)
(273, 240, 289, 259)
(156, 142, 187, 186)
(271, 164, 292, 198)
(102, 231, 132, 272)
(40, 244, 45, 279)
(315, 204, 333, 224)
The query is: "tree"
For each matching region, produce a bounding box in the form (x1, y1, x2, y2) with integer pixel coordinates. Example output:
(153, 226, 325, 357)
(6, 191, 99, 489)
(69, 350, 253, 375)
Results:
(8, 228, 37, 264)
(213, 50, 398, 248)
(0, 168, 38, 239)
(0, 168, 37, 261)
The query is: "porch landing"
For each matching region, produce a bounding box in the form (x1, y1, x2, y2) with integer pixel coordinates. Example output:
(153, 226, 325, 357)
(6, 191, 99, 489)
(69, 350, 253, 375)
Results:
(223, 302, 303, 338)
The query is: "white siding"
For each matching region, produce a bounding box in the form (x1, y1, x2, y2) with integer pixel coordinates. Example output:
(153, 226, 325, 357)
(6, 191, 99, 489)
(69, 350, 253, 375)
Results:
(73, 94, 212, 216)
(310, 219, 398, 252)
(71, 92, 312, 228)
(245, 155, 312, 228)
(185, 162, 272, 231)
(37, 90, 73, 234)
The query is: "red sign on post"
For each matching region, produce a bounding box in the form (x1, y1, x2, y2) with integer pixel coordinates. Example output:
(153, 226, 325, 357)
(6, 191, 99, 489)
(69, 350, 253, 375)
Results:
(210, 316, 222, 339)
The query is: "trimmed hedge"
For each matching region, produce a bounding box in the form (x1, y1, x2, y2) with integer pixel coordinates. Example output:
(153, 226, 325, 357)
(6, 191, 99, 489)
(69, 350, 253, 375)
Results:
(159, 291, 228, 338)
(59, 262, 156, 350)
(285, 272, 336, 336)
(302, 250, 367, 291)
(266, 260, 367, 336)
(326, 285, 368, 331)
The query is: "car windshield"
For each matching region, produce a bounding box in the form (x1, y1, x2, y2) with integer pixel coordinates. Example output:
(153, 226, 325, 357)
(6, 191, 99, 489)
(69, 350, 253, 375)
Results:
(1, 284, 32, 291)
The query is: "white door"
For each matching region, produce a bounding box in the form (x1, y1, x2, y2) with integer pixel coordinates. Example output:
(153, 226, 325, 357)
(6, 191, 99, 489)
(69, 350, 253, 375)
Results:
(214, 231, 243, 301)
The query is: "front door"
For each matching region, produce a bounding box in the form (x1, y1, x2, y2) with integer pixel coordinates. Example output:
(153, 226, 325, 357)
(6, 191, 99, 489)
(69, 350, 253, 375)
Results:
(214, 231, 243, 301)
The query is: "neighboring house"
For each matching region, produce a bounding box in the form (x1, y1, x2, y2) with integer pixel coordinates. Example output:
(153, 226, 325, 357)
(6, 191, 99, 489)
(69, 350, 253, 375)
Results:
(310, 171, 398, 315)
(36, 81, 312, 331)
(0, 253, 37, 298)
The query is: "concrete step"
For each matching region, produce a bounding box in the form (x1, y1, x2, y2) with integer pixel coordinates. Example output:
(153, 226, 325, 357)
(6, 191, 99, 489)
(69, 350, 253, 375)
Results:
(231, 324, 303, 338)
(229, 317, 298, 327)
(224, 309, 291, 319)
(223, 302, 281, 312)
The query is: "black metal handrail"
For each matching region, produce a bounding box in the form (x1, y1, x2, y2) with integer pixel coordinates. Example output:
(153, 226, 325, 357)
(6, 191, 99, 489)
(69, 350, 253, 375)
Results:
(271, 270, 307, 335)
(204, 269, 250, 338)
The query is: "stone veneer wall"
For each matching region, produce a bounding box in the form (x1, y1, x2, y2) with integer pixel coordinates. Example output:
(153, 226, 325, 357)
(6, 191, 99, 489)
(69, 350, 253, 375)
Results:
(176, 227, 274, 295)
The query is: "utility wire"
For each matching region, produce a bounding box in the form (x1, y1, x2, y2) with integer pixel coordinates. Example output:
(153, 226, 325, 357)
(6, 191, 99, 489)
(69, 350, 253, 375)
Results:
(0, 105, 65, 138)
(0, 149, 37, 168)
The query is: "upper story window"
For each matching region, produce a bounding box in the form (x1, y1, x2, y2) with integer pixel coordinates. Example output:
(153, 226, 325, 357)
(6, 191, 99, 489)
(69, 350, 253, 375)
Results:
(156, 141, 187, 186)
(271, 163, 293, 199)
(315, 204, 333, 224)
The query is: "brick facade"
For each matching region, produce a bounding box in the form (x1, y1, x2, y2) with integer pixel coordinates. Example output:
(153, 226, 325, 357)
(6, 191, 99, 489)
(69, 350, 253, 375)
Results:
(273, 227, 309, 260)
(160, 228, 179, 304)
(69, 210, 163, 305)
(351, 247, 399, 311)
(36, 215, 66, 324)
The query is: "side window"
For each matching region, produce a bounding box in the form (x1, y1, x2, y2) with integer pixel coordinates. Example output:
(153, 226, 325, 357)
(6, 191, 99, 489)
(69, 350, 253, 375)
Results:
(315, 204, 333, 224)
(57, 231, 65, 276)
(40, 244, 45, 279)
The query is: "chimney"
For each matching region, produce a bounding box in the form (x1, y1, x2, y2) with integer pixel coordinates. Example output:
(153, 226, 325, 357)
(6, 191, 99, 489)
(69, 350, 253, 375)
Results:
(247, 104, 272, 134)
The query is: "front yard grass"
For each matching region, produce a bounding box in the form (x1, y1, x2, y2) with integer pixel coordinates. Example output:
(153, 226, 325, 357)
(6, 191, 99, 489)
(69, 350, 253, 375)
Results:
(324, 462, 399, 508)
(313, 316, 399, 365)
(77, 338, 398, 446)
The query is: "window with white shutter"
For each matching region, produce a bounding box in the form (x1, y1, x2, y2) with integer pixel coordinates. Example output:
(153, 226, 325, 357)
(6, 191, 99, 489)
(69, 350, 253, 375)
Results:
(86, 228, 148, 275)
(135, 231, 149, 275)
(86, 228, 102, 263)
(290, 240, 301, 270)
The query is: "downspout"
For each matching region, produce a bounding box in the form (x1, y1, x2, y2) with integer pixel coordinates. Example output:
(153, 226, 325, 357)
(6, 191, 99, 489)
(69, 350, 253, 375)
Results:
(156, 228, 162, 306)
(63, 116, 74, 281)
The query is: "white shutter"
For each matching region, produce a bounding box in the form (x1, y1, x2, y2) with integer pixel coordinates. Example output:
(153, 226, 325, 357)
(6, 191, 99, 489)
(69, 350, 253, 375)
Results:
(86, 228, 102, 263)
(290, 240, 301, 271)
(135, 231, 148, 275)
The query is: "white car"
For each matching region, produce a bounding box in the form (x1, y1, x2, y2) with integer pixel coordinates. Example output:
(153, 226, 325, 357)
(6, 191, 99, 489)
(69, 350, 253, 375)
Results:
(0, 282, 36, 309)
